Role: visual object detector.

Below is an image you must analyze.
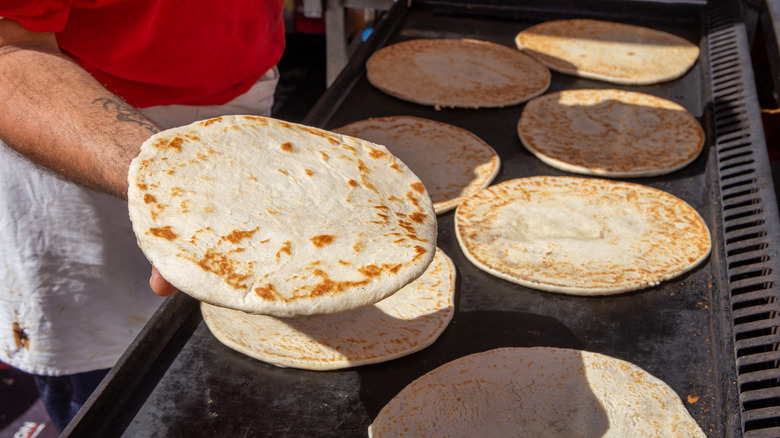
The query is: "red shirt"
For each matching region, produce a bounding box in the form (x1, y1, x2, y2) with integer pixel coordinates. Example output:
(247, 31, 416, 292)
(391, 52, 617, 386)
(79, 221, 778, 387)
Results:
(2, 0, 285, 107)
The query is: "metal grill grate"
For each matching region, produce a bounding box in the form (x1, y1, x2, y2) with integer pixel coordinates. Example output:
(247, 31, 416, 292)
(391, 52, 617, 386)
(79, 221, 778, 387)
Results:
(708, 0, 780, 435)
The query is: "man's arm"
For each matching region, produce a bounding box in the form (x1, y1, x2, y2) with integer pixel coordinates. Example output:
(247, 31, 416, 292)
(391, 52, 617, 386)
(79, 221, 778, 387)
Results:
(0, 18, 158, 199)
(0, 19, 177, 296)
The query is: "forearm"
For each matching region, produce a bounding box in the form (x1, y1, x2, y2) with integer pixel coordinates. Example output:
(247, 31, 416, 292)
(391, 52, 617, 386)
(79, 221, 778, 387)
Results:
(0, 22, 159, 199)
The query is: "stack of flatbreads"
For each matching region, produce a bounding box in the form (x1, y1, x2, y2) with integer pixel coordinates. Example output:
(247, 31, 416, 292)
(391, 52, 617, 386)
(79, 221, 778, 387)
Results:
(369, 347, 706, 437)
(366, 38, 550, 108)
(201, 247, 456, 370)
(455, 176, 711, 295)
(518, 89, 704, 177)
(127, 115, 437, 317)
(335, 116, 500, 213)
(515, 19, 700, 84)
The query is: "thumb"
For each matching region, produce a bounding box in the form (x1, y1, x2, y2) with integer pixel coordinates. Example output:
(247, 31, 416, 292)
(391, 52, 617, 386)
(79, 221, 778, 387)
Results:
(150, 267, 178, 297)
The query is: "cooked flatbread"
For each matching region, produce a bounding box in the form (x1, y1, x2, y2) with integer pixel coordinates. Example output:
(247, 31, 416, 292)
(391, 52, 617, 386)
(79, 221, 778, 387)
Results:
(454, 176, 711, 295)
(515, 19, 700, 84)
(127, 115, 437, 317)
(366, 38, 551, 108)
(201, 247, 455, 370)
(369, 347, 706, 437)
(335, 116, 500, 214)
(518, 89, 704, 177)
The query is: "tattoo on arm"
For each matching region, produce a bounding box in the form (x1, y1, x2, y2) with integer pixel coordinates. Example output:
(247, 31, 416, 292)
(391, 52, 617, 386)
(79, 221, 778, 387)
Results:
(92, 97, 159, 134)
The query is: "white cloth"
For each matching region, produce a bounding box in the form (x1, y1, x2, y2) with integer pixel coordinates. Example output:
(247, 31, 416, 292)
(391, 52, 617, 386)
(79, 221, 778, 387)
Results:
(0, 67, 279, 375)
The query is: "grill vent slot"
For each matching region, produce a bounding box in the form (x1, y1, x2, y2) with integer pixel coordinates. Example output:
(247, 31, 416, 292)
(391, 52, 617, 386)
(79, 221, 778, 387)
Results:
(708, 0, 780, 435)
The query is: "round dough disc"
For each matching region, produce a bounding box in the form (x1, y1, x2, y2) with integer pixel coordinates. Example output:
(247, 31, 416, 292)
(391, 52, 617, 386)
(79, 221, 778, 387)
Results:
(369, 347, 706, 437)
(128, 115, 437, 317)
(201, 247, 456, 370)
(454, 176, 711, 295)
(366, 38, 551, 108)
(335, 116, 500, 214)
(515, 19, 700, 85)
(518, 89, 704, 177)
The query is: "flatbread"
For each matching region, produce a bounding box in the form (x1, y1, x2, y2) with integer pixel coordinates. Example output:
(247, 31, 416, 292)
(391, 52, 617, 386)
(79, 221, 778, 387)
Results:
(366, 38, 551, 108)
(454, 176, 711, 295)
(127, 115, 437, 317)
(335, 116, 500, 214)
(369, 347, 706, 437)
(515, 19, 700, 85)
(518, 89, 704, 177)
(201, 247, 456, 370)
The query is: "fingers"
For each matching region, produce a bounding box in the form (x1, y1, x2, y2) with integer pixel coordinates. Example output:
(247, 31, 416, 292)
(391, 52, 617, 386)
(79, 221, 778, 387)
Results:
(150, 267, 178, 297)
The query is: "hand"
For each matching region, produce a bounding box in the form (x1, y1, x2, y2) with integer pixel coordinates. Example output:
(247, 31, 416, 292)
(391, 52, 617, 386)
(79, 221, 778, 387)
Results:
(150, 267, 178, 297)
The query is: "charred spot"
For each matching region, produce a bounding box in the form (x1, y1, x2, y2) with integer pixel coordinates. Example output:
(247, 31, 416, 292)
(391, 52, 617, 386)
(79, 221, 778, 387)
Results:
(359, 264, 382, 278)
(390, 163, 402, 173)
(280, 142, 294, 152)
(136, 183, 148, 191)
(410, 182, 425, 194)
(200, 117, 224, 127)
(305, 169, 313, 177)
(348, 179, 360, 188)
(243, 115, 267, 125)
(409, 212, 427, 224)
(220, 227, 259, 245)
(149, 226, 178, 241)
(12, 322, 29, 350)
(369, 148, 387, 159)
(307, 269, 371, 298)
(255, 284, 279, 300)
(310, 235, 335, 248)
(353, 241, 364, 253)
(319, 151, 329, 161)
(143, 193, 157, 204)
(154, 136, 184, 152)
(276, 241, 292, 261)
(197, 250, 251, 290)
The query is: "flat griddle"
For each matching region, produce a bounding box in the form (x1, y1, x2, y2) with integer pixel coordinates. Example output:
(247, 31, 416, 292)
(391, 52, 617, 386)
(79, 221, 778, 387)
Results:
(64, 0, 780, 436)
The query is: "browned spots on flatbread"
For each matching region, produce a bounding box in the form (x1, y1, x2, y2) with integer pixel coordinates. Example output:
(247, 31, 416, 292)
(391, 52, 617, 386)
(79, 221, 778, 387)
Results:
(278, 169, 289, 176)
(149, 226, 178, 241)
(144, 194, 157, 204)
(220, 227, 259, 245)
(276, 241, 292, 261)
(171, 187, 185, 197)
(369, 148, 387, 159)
(200, 117, 224, 127)
(12, 321, 29, 349)
(308, 268, 371, 298)
(153, 136, 184, 152)
(410, 182, 425, 194)
(305, 169, 313, 177)
(348, 179, 360, 188)
(280, 142, 294, 152)
(409, 212, 428, 224)
(197, 249, 251, 290)
(254, 283, 280, 301)
(359, 265, 382, 278)
(354, 241, 364, 253)
(241, 115, 267, 126)
(319, 151, 329, 161)
(136, 183, 148, 191)
(311, 235, 335, 248)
